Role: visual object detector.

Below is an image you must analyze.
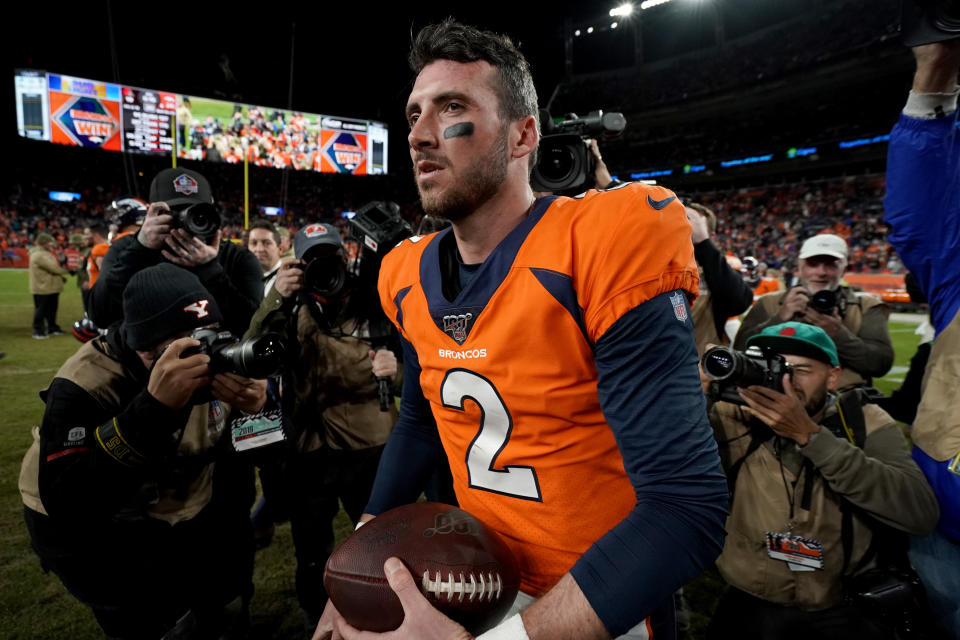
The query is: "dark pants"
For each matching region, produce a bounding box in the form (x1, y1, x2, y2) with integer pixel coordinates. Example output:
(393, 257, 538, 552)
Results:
(276, 445, 384, 627)
(707, 586, 894, 640)
(33, 293, 60, 334)
(25, 459, 255, 639)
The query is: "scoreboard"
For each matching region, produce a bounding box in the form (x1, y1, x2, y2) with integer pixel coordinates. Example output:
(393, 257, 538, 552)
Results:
(13, 69, 389, 176)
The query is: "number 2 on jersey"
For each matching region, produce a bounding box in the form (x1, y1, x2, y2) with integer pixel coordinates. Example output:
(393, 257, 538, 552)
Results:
(441, 369, 542, 502)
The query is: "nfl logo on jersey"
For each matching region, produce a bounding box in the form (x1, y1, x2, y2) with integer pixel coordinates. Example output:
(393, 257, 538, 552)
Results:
(443, 313, 473, 345)
(669, 291, 688, 322)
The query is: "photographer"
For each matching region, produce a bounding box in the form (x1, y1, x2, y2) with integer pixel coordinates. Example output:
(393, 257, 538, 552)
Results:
(245, 223, 400, 630)
(88, 168, 262, 337)
(884, 38, 960, 639)
(735, 234, 894, 390)
(19, 263, 266, 639)
(686, 202, 754, 356)
(704, 322, 938, 639)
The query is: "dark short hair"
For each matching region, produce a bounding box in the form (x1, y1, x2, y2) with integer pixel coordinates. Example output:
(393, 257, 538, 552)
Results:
(248, 220, 280, 245)
(89, 224, 109, 238)
(409, 18, 539, 167)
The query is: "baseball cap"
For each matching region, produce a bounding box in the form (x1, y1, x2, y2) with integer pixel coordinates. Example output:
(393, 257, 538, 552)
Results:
(149, 168, 215, 209)
(294, 223, 343, 260)
(121, 263, 223, 351)
(747, 321, 840, 367)
(798, 234, 848, 261)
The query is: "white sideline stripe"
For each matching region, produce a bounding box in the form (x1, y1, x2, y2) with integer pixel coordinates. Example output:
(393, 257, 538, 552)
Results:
(0, 367, 58, 377)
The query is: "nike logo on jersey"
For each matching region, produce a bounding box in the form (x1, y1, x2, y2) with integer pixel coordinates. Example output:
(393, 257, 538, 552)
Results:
(646, 195, 676, 210)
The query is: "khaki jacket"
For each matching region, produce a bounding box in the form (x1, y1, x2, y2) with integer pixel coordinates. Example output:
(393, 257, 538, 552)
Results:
(693, 291, 728, 357)
(19, 337, 229, 526)
(710, 399, 938, 610)
(28, 246, 67, 295)
(735, 287, 893, 390)
(912, 307, 960, 461)
(247, 288, 399, 452)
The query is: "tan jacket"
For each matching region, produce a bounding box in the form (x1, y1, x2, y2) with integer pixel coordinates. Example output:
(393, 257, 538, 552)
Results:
(735, 287, 893, 390)
(693, 291, 729, 357)
(19, 337, 229, 526)
(247, 288, 400, 452)
(28, 246, 67, 295)
(912, 307, 960, 461)
(710, 399, 938, 610)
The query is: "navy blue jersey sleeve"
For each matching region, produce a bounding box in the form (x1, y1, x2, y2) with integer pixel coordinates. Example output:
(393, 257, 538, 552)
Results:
(570, 290, 729, 636)
(364, 335, 446, 515)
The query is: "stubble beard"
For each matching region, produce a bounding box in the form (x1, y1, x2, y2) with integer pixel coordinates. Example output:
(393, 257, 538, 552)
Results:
(416, 126, 509, 222)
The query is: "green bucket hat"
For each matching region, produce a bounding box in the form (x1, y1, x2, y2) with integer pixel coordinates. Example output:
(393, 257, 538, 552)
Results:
(35, 232, 55, 246)
(746, 321, 839, 367)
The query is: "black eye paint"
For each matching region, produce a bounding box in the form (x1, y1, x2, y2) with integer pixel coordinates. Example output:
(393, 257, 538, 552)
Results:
(443, 122, 474, 139)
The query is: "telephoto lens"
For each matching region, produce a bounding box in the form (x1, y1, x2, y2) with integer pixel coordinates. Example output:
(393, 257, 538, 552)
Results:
(175, 202, 221, 241)
(701, 346, 768, 387)
(213, 333, 286, 379)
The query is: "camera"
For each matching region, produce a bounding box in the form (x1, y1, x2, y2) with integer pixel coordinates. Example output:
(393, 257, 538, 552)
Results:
(183, 328, 286, 379)
(299, 251, 348, 299)
(808, 288, 846, 316)
(701, 345, 793, 405)
(170, 202, 221, 242)
(531, 109, 626, 195)
(901, 0, 960, 46)
(349, 201, 413, 257)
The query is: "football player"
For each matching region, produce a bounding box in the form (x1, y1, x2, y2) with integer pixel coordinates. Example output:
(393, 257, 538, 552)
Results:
(314, 19, 728, 640)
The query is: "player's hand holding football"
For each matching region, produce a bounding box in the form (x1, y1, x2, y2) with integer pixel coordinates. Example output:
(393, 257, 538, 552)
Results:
(331, 558, 473, 640)
(138, 202, 174, 250)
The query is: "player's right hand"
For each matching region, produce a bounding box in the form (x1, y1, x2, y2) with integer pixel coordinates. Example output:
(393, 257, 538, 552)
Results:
(146, 337, 211, 410)
(137, 202, 174, 250)
(312, 599, 343, 640)
(274, 258, 305, 299)
(778, 286, 809, 321)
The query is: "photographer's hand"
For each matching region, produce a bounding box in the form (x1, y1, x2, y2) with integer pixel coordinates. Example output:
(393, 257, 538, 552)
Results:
(274, 258, 305, 298)
(162, 228, 220, 267)
(368, 349, 398, 378)
(589, 139, 614, 189)
(137, 202, 174, 250)
(777, 286, 809, 321)
(685, 206, 711, 244)
(739, 377, 820, 446)
(211, 372, 267, 414)
(801, 307, 843, 338)
(146, 337, 212, 410)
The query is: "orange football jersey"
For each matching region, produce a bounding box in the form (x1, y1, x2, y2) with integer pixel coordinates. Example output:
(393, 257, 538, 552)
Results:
(379, 183, 698, 595)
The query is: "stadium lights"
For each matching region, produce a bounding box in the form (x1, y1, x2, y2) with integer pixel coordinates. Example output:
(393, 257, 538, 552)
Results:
(610, 3, 634, 16)
(640, 0, 673, 9)
(612, 22, 619, 28)
(575, 29, 582, 36)
(587, 26, 595, 33)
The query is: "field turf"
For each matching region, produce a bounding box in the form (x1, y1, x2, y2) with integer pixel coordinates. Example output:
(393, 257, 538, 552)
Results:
(0, 269, 925, 638)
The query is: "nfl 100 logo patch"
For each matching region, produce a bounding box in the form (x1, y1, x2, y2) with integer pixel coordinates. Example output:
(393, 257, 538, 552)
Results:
(669, 291, 688, 322)
(442, 312, 473, 345)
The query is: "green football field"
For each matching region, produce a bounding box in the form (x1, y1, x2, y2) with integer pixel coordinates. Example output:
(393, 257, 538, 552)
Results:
(0, 268, 925, 638)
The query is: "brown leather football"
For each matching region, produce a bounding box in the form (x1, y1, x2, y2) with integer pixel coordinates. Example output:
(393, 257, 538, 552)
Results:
(324, 502, 520, 634)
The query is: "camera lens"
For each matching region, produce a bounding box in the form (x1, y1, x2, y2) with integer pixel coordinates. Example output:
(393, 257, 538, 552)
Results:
(703, 348, 735, 379)
(179, 203, 221, 240)
(540, 145, 576, 183)
(810, 289, 837, 314)
(303, 254, 347, 298)
(216, 333, 286, 379)
(702, 346, 768, 387)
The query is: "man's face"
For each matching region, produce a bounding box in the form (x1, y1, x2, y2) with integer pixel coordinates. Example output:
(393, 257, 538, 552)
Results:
(799, 255, 844, 293)
(406, 60, 511, 221)
(82, 227, 93, 247)
(247, 228, 280, 271)
(782, 353, 840, 415)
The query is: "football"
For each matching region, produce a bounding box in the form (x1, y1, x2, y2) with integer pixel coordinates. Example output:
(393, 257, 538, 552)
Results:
(324, 502, 520, 634)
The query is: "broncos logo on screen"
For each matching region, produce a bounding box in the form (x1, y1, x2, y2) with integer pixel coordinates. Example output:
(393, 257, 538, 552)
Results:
(320, 131, 367, 173)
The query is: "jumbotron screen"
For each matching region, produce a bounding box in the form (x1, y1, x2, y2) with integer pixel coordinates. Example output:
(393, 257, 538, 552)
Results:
(13, 70, 389, 176)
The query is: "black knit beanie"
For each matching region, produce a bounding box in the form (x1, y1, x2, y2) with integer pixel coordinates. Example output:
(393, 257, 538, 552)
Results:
(121, 263, 223, 350)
